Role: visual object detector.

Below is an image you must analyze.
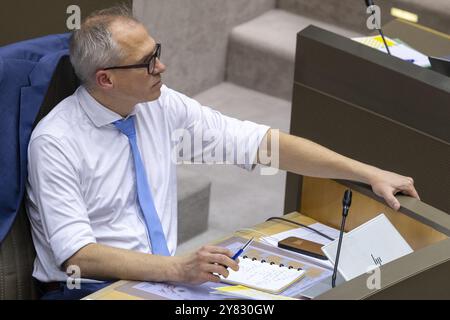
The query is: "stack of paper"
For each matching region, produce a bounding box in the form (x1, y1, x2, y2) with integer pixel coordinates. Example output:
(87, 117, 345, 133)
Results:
(352, 35, 431, 67)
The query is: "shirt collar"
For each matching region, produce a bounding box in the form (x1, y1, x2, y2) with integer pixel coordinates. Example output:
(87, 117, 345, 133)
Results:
(76, 86, 137, 128)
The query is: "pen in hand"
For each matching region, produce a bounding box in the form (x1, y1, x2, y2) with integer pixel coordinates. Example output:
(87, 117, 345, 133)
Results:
(213, 238, 254, 278)
(232, 237, 254, 261)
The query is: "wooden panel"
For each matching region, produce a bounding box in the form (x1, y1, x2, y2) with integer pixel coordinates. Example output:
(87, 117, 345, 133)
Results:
(294, 26, 450, 143)
(291, 84, 450, 214)
(287, 26, 450, 214)
(300, 177, 447, 251)
(0, 0, 132, 46)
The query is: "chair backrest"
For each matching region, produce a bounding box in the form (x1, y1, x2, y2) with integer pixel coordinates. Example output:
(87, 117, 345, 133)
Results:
(0, 55, 80, 299)
(0, 203, 38, 299)
(33, 56, 81, 126)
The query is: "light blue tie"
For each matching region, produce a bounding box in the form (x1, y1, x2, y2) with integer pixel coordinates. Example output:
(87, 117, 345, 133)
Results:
(114, 117, 170, 256)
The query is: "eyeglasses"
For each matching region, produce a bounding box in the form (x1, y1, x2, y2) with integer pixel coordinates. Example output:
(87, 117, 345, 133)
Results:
(103, 43, 161, 75)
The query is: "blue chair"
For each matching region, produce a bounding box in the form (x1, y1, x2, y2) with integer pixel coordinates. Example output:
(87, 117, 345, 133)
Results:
(0, 34, 80, 299)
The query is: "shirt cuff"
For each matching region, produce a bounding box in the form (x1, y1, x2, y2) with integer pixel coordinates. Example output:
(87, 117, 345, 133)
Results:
(241, 123, 271, 172)
(50, 225, 97, 268)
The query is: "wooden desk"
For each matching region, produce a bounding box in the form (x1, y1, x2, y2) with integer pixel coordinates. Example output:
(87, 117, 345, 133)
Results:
(85, 190, 449, 300)
(283, 23, 450, 298)
(84, 212, 324, 300)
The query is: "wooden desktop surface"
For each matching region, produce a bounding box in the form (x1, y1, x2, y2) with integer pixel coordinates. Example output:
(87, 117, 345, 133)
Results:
(84, 212, 321, 300)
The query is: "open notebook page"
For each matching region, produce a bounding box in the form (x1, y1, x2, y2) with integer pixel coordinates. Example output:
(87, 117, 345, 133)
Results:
(220, 257, 306, 294)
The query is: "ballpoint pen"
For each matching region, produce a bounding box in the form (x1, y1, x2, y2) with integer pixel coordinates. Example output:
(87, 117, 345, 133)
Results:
(232, 237, 254, 260)
(214, 238, 254, 273)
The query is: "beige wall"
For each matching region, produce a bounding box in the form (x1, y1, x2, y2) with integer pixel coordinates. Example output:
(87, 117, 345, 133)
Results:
(134, 0, 275, 96)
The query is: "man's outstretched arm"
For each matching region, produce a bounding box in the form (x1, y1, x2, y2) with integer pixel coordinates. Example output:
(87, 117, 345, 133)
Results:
(258, 130, 419, 210)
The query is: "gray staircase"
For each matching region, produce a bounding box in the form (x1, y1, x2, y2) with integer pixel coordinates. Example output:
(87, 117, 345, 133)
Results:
(226, 9, 361, 100)
(177, 167, 211, 245)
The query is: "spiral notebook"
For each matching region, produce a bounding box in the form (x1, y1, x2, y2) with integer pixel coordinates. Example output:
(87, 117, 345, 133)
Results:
(220, 255, 306, 294)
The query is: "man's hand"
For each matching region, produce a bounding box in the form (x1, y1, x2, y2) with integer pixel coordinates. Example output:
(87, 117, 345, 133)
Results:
(176, 246, 239, 285)
(369, 169, 420, 211)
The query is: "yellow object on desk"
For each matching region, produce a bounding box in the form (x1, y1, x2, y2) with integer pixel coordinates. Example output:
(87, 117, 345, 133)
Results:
(353, 35, 396, 49)
(213, 285, 299, 300)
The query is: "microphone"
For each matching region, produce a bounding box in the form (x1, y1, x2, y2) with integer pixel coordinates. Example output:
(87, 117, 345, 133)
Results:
(363, 0, 392, 55)
(365, 0, 376, 16)
(331, 189, 352, 288)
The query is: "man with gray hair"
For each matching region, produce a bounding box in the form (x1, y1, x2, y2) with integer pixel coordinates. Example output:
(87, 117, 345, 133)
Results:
(26, 6, 419, 299)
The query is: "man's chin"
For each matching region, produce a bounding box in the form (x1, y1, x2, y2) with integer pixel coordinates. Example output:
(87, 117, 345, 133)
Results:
(149, 91, 162, 102)
(142, 90, 162, 103)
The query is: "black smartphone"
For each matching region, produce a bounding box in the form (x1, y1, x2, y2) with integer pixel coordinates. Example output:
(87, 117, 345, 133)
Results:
(278, 237, 328, 260)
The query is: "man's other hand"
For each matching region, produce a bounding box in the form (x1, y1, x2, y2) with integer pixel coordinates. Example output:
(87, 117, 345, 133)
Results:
(369, 169, 420, 211)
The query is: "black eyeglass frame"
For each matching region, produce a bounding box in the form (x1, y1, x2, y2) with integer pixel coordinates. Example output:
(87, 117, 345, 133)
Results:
(103, 43, 161, 75)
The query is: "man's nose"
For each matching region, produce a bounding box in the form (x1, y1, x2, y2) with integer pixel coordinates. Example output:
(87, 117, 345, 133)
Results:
(153, 58, 166, 75)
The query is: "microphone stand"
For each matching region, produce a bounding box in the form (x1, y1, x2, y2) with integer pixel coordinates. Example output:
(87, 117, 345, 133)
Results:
(332, 190, 352, 288)
(377, 28, 392, 56)
(365, 0, 392, 55)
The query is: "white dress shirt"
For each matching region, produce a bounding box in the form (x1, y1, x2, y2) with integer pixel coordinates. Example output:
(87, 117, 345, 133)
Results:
(26, 85, 270, 282)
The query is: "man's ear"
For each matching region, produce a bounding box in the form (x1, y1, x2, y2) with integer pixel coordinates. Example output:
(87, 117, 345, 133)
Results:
(95, 70, 114, 89)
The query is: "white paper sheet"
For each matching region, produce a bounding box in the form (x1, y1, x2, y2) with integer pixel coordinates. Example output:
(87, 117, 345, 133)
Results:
(321, 214, 413, 281)
(352, 36, 431, 67)
(132, 281, 235, 300)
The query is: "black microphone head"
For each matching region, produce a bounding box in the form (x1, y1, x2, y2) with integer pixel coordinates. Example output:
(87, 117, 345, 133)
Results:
(365, 0, 375, 7)
(343, 189, 352, 207)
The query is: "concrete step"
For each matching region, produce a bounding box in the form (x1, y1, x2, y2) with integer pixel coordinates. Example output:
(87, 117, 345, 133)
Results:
(177, 166, 211, 244)
(175, 228, 230, 256)
(176, 82, 290, 254)
(226, 9, 361, 100)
